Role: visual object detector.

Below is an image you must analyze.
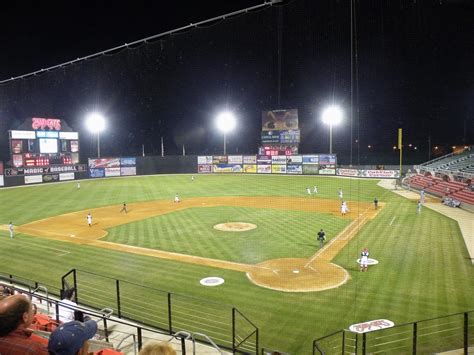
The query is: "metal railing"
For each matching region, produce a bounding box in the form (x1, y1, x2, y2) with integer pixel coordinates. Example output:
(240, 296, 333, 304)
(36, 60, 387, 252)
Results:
(313, 310, 474, 354)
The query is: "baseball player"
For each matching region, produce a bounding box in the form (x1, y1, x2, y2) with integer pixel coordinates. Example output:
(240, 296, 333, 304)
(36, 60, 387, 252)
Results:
(306, 187, 311, 195)
(77, 181, 81, 189)
(174, 193, 180, 203)
(374, 197, 378, 210)
(360, 248, 369, 272)
(8, 222, 14, 239)
(341, 201, 349, 216)
(87, 213, 92, 227)
(317, 229, 326, 248)
(420, 189, 425, 204)
(416, 200, 422, 214)
(120, 202, 128, 213)
(191, 175, 195, 181)
(338, 189, 343, 199)
(313, 185, 318, 193)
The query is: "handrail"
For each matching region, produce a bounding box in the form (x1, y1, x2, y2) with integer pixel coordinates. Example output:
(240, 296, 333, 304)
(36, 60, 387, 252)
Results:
(116, 333, 137, 355)
(31, 285, 49, 314)
(192, 332, 223, 355)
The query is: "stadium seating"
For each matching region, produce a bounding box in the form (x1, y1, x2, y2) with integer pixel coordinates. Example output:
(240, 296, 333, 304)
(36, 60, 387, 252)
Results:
(419, 149, 474, 174)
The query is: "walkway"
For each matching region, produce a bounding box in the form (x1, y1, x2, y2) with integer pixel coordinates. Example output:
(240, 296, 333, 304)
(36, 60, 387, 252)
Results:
(378, 179, 474, 265)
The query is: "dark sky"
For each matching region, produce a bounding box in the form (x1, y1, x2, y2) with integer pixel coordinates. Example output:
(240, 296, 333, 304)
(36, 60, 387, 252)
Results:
(0, 0, 473, 164)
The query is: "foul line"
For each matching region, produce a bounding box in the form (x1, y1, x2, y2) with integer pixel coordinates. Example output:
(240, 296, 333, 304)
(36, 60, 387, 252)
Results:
(18, 243, 70, 257)
(389, 216, 396, 226)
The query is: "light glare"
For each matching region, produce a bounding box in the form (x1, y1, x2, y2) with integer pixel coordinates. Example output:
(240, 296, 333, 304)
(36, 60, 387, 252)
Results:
(322, 106, 343, 126)
(86, 113, 106, 133)
(216, 111, 236, 133)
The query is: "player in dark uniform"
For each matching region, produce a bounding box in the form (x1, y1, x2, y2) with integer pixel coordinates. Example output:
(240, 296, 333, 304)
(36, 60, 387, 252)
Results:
(120, 202, 128, 213)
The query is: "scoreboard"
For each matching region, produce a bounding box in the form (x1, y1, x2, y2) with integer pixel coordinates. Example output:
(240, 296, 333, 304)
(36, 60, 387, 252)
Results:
(9, 118, 79, 168)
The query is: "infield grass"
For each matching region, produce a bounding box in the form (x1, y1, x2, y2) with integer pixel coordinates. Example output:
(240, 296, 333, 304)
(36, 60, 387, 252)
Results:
(1, 174, 473, 354)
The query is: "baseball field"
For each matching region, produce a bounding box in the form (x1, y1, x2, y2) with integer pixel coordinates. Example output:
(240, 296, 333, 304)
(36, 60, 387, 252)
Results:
(0, 174, 473, 354)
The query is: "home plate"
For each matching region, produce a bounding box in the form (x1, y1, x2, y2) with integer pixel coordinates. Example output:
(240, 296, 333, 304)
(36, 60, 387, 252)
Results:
(292, 269, 300, 274)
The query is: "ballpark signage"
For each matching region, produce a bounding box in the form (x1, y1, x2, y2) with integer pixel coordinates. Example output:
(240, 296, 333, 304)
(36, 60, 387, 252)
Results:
(287, 155, 302, 164)
(5, 164, 86, 176)
(257, 165, 272, 174)
(0, 175, 4, 187)
(337, 168, 359, 177)
(349, 319, 395, 334)
(319, 154, 337, 164)
(243, 164, 257, 173)
(243, 155, 257, 164)
(198, 156, 212, 164)
(31, 118, 61, 131)
(257, 155, 272, 164)
(10, 130, 36, 139)
(120, 167, 137, 176)
(198, 165, 212, 173)
(360, 170, 400, 178)
(88, 158, 120, 169)
(286, 165, 302, 174)
(213, 164, 242, 173)
(302, 165, 319, 175)
(228, 155, 243, 164)
(271, 165, 287, 174)
(303, 155, 319, 164)
(271, 156, 287, 164)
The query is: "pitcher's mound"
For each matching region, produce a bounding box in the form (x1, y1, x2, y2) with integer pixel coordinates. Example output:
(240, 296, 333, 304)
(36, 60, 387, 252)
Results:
(247, 258, 349, 292)
(213, 222, 257, 232)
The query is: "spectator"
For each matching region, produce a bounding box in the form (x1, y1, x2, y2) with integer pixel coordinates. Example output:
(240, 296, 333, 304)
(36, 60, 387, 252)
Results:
(0, 284, 14, 301)
(48, 320, 97, 355)
(0, 294, 48, 354)
(53, 288, 78, 323)
(139, 341, 177, 355)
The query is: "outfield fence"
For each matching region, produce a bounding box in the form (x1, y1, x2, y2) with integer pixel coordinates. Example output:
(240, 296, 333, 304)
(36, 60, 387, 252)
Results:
(62, 268, 258, 354)
(312, 310, 474, 354)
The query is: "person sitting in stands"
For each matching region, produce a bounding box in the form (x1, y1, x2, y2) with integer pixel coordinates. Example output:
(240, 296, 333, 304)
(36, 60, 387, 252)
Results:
(0, 294, 49, 354)
(53, 288, 78, 323)
(139, 341, 177, 355)
(48, 319, 97, 355)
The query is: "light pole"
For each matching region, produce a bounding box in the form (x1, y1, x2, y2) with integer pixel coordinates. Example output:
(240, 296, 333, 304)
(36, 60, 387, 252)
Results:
(322, 105, 343, 154)
(216, 111, 236, 155)
(86, 113, 106, 158)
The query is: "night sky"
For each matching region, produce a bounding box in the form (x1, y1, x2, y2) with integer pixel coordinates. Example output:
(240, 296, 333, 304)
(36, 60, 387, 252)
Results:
(0, 0, 473, 165)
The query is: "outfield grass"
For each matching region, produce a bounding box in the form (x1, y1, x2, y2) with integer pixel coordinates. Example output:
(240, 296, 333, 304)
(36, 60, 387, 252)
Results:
(1, 174, 473, 354)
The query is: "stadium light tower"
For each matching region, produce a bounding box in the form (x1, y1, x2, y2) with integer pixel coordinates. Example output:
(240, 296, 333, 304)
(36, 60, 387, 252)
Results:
(322, 105, 343, 154)
(216, 111, 236, 155)
(86, 112, 106, 158)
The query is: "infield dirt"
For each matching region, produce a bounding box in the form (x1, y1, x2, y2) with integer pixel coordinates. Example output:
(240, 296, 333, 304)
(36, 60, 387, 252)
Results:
(13, 196, 382, 292)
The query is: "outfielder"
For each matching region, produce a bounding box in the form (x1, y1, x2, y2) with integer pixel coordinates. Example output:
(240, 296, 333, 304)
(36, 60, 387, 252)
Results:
(338, 189, 343, 199)
(8, 222, 14, 239)
(306, 187, 311, 195)
(313, 185, 318, 193)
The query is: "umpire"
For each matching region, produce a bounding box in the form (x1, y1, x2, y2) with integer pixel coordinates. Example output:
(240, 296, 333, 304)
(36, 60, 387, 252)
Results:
(317, 229, 326, 248)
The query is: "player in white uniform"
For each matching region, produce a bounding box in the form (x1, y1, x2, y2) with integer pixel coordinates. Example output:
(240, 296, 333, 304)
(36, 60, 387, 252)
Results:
(420, 189, 425, 204)
(313, 185, 318, 193)
(77, 181, 81, 189)
(306, 187, 311, 195)
(341, 201, 349, 216)
(8, 222, 14, 239)
(191, 175, 195, 181)
(338, 189, 343, 199)
(87, 213, 92, 227)
(174, 193, 180, 203)
(360, 248, 369, 272)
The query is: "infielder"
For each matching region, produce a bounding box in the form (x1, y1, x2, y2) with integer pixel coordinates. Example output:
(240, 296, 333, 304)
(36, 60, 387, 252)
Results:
(8, 222, 13, 239)
(360, 248, 369, 272)
(120, 202, 128, 213)
(174, 193, 180, 203)
(341, 201, 349, 216)
(306, 187, 311, 195)
(313, 185, 318, 193)
(87, 213, 92, 227)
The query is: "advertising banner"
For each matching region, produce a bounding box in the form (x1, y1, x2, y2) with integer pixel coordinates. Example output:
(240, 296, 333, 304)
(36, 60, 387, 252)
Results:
(287, 155, 303, 164)
(243, 164, 257, 173)
(198, 165, 212, 173)
(228, 155, 243, 164)
(286, 165, 303, 174)
(0, 162, 3, 175)
(213, 164, 242, 173)
(271, 165, 287, 174)
(37, 131, 59, 138)
(42, 174, 60, 183)
(89, 168, 105, 178)
(105, 167, 121, 177)
(337, 169, 360, 177)
(302, 165, 319, 175)
(319, 154, 337, 165)
(303, 155, 319, 164)
(360, 170, 400, 178)
(59, 172, 75, 181)
(70, 141, 79, 153)
(88, 158, 120, 168)
(213, 156, 228, 164)
(243, 155, 257, 164)
(13, 155, 23, 168)
(11, 140, 23, 154)
(257, 155, 272, 164)
(280, 130, 300, 144)
(0, 176, 3, 187)
(10, 130, 36, 139)
(120, 157, 136, 166)
(271, 156, 287, 164)
(319, 168, 336, 175)
(120, 167, 137, 176)
(25, 175, 43, 184)
(262, 109, 298, 131)
(59, 132, 79, 140)
(257, 165, 272, 174)
(261, 131, 280, 143)
(198, 156, 212, 164)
